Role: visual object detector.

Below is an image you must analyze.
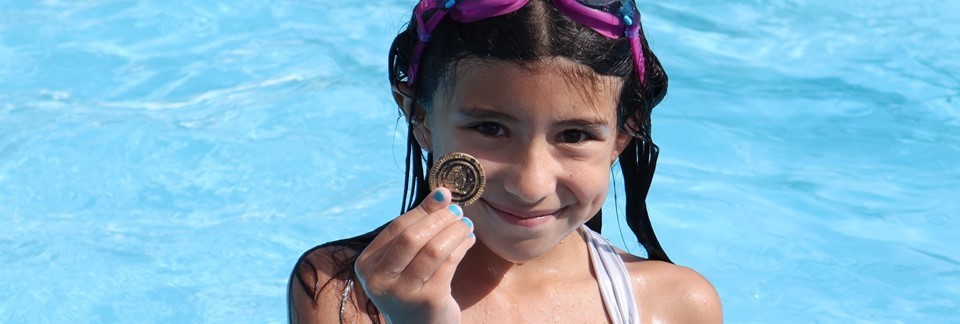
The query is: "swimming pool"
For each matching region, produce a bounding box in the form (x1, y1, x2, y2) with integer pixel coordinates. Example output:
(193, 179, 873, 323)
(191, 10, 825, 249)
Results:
(1, 0, 957, 322)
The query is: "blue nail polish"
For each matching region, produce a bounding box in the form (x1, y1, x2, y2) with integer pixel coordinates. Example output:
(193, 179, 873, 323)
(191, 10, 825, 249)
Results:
(448, 205, 462, 217)
(461, 217, 473, 228)
(433, 190, 444, 202)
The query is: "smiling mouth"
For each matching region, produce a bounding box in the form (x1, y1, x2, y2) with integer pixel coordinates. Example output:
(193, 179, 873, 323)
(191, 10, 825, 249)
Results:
(482, 199, 563, 228)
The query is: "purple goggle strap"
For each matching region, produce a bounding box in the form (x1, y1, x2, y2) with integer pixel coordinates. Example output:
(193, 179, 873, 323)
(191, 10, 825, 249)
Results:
(408, 0, 529, 86)
(551, 0, 646, 85)
(407, 0, 645, 86)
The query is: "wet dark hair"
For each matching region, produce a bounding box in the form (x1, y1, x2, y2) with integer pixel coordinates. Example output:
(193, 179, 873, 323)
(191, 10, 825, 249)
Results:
(289, 0, 669, 322)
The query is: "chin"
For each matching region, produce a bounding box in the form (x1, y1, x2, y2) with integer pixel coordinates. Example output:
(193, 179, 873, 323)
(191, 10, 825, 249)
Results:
(486, 238, 555, 263)
(473, 223, 582, 264)
(465, 198, 591, 263)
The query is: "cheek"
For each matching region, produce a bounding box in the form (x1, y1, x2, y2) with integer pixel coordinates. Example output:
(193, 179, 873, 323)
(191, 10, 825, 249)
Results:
(563, 163, 612, 204)
(424, 120, 482, 155)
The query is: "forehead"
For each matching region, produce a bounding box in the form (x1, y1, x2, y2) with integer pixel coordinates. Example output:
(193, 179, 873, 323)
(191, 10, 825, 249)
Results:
(435, 57, 622, 120)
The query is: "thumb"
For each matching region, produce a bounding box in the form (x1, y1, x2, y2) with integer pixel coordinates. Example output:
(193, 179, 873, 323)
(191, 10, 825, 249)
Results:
(414, 187, 453, 217)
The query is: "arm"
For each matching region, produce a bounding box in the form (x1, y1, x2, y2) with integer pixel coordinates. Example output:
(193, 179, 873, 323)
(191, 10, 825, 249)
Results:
(667, 265, 723, 323)
(288, 246, 375, 324)
(628, 260, 723, 323)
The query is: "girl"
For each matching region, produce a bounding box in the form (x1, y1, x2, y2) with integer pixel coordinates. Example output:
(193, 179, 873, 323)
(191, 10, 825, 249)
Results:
(289, 0, 721, 322)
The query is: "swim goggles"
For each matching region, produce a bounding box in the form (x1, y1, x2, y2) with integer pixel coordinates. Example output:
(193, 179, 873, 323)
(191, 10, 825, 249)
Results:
(408, 0, 647, 87)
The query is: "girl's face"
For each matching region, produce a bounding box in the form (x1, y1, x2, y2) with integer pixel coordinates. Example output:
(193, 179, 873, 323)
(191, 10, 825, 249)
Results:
(419, 57, 631, 263)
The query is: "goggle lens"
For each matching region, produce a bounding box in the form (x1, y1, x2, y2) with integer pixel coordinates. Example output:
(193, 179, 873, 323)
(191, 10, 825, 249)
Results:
(577, 0, 619, 10)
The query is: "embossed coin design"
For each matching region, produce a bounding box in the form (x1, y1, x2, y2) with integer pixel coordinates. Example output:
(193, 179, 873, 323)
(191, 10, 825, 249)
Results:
(428, 152, 485, 206)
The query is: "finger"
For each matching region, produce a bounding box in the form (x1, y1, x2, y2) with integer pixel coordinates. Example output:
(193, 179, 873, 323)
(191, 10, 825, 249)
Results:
(398, 213, 475, 284)
(363, 187, 452, 258)
(374, 204, 464, 279)
(424, 217, 476, 288)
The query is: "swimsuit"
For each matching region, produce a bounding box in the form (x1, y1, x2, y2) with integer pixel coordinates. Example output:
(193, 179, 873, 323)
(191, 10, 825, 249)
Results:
(583, 225, 641, 324)
(320, 226, 642, 322)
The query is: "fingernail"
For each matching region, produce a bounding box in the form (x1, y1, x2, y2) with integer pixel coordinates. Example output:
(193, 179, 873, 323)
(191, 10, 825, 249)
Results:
(461, 216, 473, 229)
(448, 205, 462, 217)
(432, 190, 444, 202)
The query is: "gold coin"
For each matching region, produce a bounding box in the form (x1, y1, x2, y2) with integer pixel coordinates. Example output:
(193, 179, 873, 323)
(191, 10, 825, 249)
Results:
(428, 152, 485, 206)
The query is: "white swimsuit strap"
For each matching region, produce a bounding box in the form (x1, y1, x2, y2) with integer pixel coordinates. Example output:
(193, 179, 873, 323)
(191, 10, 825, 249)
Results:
(583, 225, 641, 324)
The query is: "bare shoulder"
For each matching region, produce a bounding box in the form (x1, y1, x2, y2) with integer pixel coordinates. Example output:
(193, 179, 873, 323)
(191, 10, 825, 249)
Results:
(288, 245, 377, 324)
(619, 252, 723, 323)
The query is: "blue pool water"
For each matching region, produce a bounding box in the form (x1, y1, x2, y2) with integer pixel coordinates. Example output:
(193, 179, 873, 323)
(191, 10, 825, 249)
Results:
(1, 0, 957, 322)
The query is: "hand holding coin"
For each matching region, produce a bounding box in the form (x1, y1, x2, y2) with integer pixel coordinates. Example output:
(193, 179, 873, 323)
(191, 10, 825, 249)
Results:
(353, 152, 483, 323)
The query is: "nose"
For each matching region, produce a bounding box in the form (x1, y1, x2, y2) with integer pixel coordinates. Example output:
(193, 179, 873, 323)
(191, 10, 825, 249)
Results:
(502, 140, 558, 204)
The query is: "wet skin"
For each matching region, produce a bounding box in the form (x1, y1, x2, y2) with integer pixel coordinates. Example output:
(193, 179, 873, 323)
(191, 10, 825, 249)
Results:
(289, 57, 722, 323)
(420, 57, 631, 265)
(407, 57, 631, 322)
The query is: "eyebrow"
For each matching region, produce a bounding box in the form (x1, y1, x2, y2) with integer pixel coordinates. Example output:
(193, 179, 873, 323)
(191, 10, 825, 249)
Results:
(457, 106, 611, 130)
(556, 118, 611, 132)
(457, 106, 518, 123)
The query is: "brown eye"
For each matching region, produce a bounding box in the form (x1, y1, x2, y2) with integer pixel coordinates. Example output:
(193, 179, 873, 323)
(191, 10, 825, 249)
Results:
(475, 122, 506, 137)
(558, 130, 590, 143)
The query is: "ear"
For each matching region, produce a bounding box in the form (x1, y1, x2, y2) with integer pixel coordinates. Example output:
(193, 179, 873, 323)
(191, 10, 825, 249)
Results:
(413, 118, 433, 153)
(612, 116, 640, 163)
(392, 83, 415, 117)
(613, 130, 631, 163)
(392, 83, 433, 152)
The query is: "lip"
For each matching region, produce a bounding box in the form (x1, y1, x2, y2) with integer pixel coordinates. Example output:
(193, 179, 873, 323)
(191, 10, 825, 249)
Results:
(482, 199, 562, 228)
